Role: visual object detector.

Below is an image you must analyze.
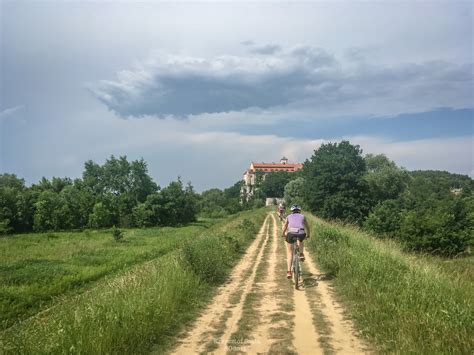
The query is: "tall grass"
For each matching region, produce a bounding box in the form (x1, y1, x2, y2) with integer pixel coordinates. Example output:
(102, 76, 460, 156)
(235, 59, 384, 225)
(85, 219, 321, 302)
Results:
(0, 222, 215, 329)
(306, 215, 473, 353)
(1, 254, 206, 354)
(0, 209, 267, 354)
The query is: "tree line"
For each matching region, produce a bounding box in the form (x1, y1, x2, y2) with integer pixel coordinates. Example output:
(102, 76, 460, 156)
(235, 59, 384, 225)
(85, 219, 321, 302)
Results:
(2, 143, 472, 256)
(278, 141, 472, 257)
(232, 141, 472, 256)
(0, 156, 201, 233)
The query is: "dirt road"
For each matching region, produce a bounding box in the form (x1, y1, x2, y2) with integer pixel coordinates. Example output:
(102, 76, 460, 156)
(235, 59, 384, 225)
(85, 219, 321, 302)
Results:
(172, 213, 369, 354)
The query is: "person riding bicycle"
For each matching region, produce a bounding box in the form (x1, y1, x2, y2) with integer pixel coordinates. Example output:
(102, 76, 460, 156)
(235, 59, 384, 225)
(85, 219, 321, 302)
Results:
(277, 202, 285, 221)
(281, 204, 310, 279)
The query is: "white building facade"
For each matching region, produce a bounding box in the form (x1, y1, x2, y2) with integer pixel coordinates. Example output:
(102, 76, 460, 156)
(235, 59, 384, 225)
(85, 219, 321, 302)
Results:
(242, 157, 303, 201)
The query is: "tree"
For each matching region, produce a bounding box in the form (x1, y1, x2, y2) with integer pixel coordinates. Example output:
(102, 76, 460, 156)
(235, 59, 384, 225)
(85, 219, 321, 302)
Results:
(129, 159, 159, 203)
(260, 171, 293, 198)
(223, 181, 245, 214)
(33, 190, 65, 231)
(0, 174, 32, 233)
(283, 177, 306, 207)
(301, 141, 371, 223)
(364, 154, 410, 206)
(363, 199, 403, 238)
(132, 203, 153, 228)
(142, 178, 198, 227)
(199, 188, 227, 217)
(88, 201, 113, 228)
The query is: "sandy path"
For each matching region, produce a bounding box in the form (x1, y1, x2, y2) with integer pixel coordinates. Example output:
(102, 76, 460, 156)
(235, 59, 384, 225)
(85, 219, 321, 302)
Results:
(172, 215, 271, 354)
(169, 212, 369, 354)
(303, 252, 367, 354)
(237, 213, 280, 354)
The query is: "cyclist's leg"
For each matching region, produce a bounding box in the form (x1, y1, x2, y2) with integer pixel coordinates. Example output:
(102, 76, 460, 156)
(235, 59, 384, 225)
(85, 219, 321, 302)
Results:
(286, 241, 293, 275)
(297, 239, 304, 255)
(297, 235, 306, 260)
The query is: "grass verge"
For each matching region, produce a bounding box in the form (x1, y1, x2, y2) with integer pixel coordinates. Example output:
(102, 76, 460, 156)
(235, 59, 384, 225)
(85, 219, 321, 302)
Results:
(305, 214, 473, 354)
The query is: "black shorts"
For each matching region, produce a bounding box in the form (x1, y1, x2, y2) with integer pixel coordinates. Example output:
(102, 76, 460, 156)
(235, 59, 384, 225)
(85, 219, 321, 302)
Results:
(286, 233, 306, 244)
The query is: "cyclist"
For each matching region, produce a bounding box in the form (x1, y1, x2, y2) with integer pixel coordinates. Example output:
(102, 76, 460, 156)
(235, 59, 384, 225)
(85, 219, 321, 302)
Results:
(277, 202, 285, 221)
(281, 204, 310, 279)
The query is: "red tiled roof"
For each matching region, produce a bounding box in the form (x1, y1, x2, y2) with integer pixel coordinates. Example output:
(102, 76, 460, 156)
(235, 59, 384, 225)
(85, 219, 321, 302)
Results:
(252, 163, 303, 169)
(250, 163, 303, 173)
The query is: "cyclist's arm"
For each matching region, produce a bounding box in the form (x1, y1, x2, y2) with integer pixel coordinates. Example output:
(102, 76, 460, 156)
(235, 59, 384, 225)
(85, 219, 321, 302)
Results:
(304, 218, 310, 239)
(281, 219, 289, 238)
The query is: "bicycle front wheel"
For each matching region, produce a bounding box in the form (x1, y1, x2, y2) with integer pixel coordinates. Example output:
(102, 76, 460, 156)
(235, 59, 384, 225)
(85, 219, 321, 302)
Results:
(293, 256, 300, 289)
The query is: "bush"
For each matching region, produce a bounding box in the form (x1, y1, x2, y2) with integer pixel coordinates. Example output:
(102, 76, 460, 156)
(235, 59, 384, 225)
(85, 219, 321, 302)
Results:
(223, 233, 243, 253)
(363, 199, 402, 238)
(181, 234, 234, 284)
(89, 202, 113, 229)
(0, 219, 12, 234)
(238, 218, 257, 236)
(112, 226, 124, 242)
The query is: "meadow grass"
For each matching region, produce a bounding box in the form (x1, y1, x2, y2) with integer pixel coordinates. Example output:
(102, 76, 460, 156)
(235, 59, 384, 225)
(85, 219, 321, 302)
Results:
(0, 221, 215, 330)
(305, 215, 473, 354)
(0, 209, 267, 354)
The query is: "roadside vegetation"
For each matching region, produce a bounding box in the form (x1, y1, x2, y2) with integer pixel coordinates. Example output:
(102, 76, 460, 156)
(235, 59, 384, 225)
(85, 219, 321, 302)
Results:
(0, 208, 266, 354)
(305, 214, 473, 353)
(0, 222, 215, 329)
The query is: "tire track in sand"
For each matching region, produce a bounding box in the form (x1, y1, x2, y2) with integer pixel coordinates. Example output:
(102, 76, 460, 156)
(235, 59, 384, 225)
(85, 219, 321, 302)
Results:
(172, 215, 271, 354)
(302, 251, 368, 354)
(171, 212, 369, 354)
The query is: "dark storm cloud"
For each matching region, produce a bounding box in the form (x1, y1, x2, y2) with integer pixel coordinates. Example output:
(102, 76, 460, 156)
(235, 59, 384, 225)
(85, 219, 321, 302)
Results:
(249, 44, 282, 55)
(89, 45, 473, 119)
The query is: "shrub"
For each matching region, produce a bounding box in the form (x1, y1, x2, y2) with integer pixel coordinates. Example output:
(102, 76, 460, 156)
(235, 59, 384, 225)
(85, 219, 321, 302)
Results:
(181, 234, 234, 284)
(112, 226, 124, 242)
(0, 219, 12, 234)
(238, 218, 257, 236)
(222, 233, 242, 253)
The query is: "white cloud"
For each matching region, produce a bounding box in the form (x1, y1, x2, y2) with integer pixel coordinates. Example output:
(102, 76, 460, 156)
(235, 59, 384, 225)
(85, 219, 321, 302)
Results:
(0, 106, 24, 121)
(89, 45, 473, 119)
(350, 135, 474, 176)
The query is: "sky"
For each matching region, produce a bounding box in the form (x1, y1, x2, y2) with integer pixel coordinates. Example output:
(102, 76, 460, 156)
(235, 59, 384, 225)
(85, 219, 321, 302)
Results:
(1, 0, 473, 191)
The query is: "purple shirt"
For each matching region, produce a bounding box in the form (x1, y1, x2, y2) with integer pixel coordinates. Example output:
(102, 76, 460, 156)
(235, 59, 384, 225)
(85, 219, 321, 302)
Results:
(287, 213, 305, 233)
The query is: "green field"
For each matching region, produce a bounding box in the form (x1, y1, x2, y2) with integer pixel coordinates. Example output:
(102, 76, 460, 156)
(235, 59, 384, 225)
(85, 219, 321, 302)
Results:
(306, 214, 473, 354)
(0, 222, 217, 329)
(0, 209, 267, 354)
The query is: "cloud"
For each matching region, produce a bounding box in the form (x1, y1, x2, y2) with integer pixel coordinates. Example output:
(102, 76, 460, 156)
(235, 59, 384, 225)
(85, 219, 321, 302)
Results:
(0, 105, 24, 121)
(349, 135, 473, 176)
(240, 40, 255, 46)
(89, 45, 336, 117)
(89, 44, 473, 119)
(249, 44, 282, 55)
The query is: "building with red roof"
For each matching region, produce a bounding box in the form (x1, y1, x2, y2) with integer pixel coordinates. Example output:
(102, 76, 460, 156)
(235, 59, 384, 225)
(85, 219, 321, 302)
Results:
(242, 157, 303, 198)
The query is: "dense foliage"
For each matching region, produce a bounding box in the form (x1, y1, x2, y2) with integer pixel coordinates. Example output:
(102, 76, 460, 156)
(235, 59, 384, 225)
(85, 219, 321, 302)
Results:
(0, 156, 200, 233)
(283, 177, 305, 207)
(293, 141, 472, 256)
(301, 141, 371, 223)
(259, 171, 293, 198)
(364, 174, 473, 256)
(197, 181, 245, 218)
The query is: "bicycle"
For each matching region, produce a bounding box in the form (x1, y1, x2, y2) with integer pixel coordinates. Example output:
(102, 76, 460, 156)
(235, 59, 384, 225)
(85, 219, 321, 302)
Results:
(291, 237, 302, 289)
(278, 211, 286, 222)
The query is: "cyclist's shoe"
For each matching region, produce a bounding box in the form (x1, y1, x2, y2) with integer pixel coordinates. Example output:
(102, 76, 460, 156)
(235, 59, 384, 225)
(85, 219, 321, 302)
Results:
(286, 271, 292, 279)
(300, 253, 305, 262)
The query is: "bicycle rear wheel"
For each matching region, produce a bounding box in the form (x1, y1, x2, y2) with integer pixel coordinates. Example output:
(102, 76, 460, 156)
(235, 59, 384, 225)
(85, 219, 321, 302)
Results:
(293, 253, 300, 289)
